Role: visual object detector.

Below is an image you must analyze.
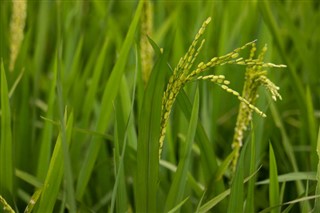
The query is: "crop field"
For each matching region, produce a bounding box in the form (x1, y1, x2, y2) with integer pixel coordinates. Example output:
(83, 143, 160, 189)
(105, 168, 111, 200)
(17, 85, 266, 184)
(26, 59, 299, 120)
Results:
(0, 0, 319, 212)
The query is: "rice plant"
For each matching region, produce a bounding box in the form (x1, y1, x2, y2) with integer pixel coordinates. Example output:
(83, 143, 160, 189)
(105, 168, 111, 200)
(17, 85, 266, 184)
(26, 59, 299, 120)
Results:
(0, 1, 319, 212)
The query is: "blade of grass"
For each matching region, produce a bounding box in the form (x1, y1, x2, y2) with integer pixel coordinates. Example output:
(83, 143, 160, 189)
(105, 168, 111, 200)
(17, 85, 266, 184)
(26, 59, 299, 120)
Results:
(306, 87, 318, 168)
(36, 57, 57, 180)
(15, 169, 43, 189)
(280, 182, 286, 205)
(31, 1, 52, 146)
(174, 83, 228, 212)
(159, 159, 205, 195)
(269, 143, 280, 213)
(110, 82, 128, 213)
(40, 116, 113, 140)
(167, 197, 189, 213)
(0, 60, 14, 202)
(198, 166, 261, 213)
(245, 127, 256, 213)
(199, 189, 230, 213)
(64, 35, 84, 98)
(259, 195, 320, 213)
(0, 195, 14, 213)
(36, 111, 74, 213)
(75, 1, 143, 200)
(111, 46, 138, 212)
(176, 86, 218, 178)
(81, 36, 109, 126)
(269, 100, 311, 211)
(195, 190, 207, 213)
(215, 149, 237, 181)
(282, 203, 295, 213)
(135, 32, 172, 213)
(56, 3, 76, 210)
(227, 138, 248, 213)
(117, 55, 139, 150)
(164, 87, 199, 212)
(24, 188, 42, 213)
(313, 125, 320, 212)
(256, 172, 316, 185)
(8, 68, 24, 98)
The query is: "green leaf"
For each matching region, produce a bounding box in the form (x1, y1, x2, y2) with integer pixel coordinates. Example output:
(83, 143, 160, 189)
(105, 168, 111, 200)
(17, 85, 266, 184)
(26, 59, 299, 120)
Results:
(36, 111, 74, 213)
(259, 195, 320, 213)
(167, 197, 189, 213)
(175, 86, 219, 183)
(199, 166, 261, 213)
(111, 47, 139, 212)
(215, 149, 237, 181)
(36, 56, 57, 180)
(164, 87, 199, 212)
(269, 100, 311, 211)
(306, 87, 318, 169)
(15, 169, 43, 189)
(269, 143, 280, 213)
(0, 60, 14, 201)
(313, 125, 320, 212)
(81, 36, 110, 126)
(245, 131, 256, 213)
(75, 1, 143, 200)
(198, 189, 230, 213)
(111, 107, 128, 213)
(256, 172, 316, 185)
(227, 139, 247, 213)
(135, 30, 173, 213)
(24, 188, 42, 213)
(0, 195, 15, 213)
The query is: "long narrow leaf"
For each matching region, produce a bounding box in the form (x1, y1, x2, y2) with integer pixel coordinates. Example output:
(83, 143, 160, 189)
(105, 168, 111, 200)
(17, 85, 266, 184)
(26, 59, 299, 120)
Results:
(167, 197, 189, 213)
(36, 111, 74, 213)
(0, 195, 14, 213)
(199, 166, 261, 213)
(111, 110, 127, 213)
(259, 195, 320, 213)
(111, 55, 139, 212)
(36, 57, 57, 180)
(24, 188, 42, 213)
(269, 101, 311, 211)
(245, 130, 256, 213)
(75, 1, 143, 200)
(313, 125, 320, 212)
(0, 61, 14, 202)
(176, 90, 218, 179)
(269, 143, 280, 213)
(81, 36, 109, 126)
(135, 33, 172, 213)
(227, 140, 247, 213)
(165, 87, 199, 211)
(256, 172, 316, 185)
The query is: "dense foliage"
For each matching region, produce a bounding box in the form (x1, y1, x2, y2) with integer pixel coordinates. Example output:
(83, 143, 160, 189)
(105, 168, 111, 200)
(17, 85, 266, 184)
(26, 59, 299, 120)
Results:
(0, 1, 319, 212)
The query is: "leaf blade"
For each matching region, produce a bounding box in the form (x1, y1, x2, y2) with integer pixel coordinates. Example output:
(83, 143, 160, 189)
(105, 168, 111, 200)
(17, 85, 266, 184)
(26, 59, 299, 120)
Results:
(0, 61, 14, 201)
(75, 1, 143, 200)
(135, 35, 171, 213)
(164, 87, 199, 211)
(269, 143, 280, 213)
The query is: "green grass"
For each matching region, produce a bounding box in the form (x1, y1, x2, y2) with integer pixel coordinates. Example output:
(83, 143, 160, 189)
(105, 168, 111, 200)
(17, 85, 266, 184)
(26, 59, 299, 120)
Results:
(0, 1, 319, 212)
